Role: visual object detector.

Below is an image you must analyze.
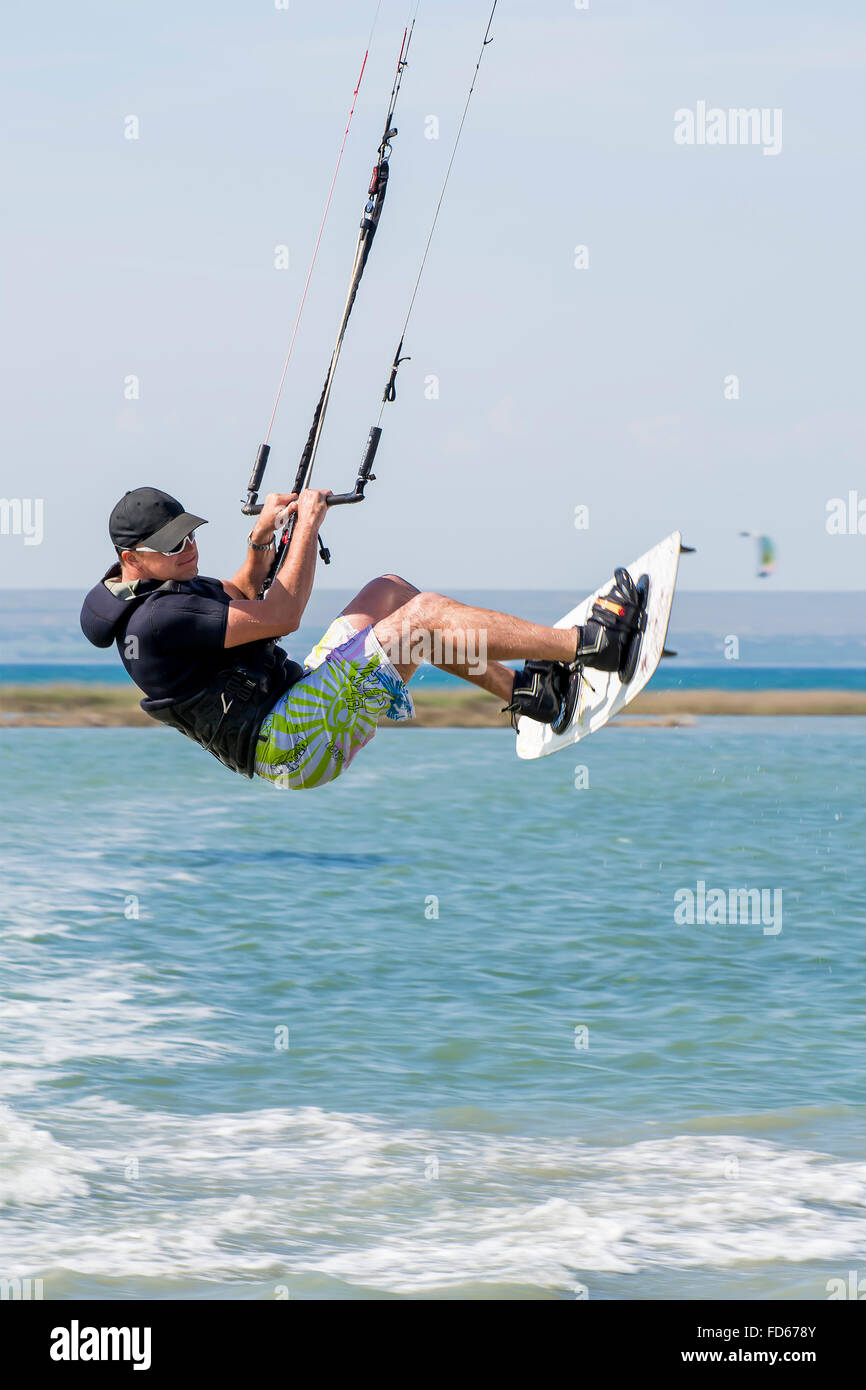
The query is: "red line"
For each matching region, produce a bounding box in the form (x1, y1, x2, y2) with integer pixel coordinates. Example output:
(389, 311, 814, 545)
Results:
(264, 48, 371, 446)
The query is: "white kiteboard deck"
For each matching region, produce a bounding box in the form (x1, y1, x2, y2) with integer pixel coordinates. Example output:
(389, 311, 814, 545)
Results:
(515, 531, 682, 759)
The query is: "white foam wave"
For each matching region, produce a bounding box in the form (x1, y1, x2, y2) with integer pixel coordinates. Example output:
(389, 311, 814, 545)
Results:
(1, 1102, 864, 1291)
(0, 1105, 90, 1206)
(0, 962, 233, 1087)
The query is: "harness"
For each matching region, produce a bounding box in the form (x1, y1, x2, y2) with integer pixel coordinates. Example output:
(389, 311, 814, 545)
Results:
(141, 656, 302, 779)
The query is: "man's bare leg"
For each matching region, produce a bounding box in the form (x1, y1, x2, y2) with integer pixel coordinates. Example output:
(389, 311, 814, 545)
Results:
(339, 575, 517, 702)
(337, 572, 643, 725)
(339, 574, 418, 630)
(370, 589, 579, 685)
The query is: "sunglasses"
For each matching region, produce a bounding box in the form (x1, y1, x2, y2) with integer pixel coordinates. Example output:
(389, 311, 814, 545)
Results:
(134, 531, 197, 556)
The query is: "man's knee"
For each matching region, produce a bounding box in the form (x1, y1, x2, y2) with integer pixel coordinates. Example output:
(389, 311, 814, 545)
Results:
(379, 573, 419, 598)
(395, 589, 440, 628)
(374, 589, 435, 646)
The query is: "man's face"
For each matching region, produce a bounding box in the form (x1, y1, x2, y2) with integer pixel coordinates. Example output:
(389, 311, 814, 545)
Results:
(121, 532, 200, 581)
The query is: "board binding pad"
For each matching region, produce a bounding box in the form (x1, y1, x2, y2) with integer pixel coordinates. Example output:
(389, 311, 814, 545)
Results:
(515, 531, 682, 759)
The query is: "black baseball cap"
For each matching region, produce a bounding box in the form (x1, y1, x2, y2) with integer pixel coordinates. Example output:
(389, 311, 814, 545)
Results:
(109, 487, 207, 552)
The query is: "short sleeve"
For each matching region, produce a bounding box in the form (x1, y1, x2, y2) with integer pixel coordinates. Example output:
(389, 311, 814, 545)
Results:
(148, 592, 229, 658)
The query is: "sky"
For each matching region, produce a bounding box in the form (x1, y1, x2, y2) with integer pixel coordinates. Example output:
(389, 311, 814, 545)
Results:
(2, 0, 864, 592)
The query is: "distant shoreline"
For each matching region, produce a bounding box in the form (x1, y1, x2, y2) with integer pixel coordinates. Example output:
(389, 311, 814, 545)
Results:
(2, 683, 865, 728)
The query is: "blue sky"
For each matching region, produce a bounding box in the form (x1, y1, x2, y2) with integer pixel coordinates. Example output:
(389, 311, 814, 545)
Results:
(2, 0, 864, 591)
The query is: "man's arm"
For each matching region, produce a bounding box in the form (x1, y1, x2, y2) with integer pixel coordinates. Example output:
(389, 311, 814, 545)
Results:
(223, 492, 297, 600)
(224, 490, 331, 648)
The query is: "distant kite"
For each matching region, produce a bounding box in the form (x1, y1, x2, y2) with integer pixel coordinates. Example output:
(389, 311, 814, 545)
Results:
(740, 531, 776, 578)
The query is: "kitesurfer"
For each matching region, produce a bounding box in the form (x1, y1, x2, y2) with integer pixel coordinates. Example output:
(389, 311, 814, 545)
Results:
(80, 486, 644, 789)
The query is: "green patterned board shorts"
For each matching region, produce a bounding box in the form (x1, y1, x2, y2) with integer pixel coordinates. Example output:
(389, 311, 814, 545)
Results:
(254, 615, 415, 790)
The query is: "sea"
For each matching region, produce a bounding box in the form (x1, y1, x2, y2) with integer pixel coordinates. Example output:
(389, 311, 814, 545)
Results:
(1, 590, 864, 1300)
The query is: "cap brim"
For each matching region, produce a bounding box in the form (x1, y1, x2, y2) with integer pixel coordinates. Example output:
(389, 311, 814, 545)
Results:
(138, 512, 208, 551)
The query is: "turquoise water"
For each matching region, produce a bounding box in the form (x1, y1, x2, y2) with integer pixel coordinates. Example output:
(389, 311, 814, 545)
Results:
(1, 719, 864, 1299)
(4, 586, 866, 673)
(3, 662, 866, 691)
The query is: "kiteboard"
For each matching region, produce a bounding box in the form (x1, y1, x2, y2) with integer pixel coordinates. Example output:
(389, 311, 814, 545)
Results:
(515, 531, 684, 759)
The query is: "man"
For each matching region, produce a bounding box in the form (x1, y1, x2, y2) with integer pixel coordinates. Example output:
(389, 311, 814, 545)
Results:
(80, 486, 644, 789)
